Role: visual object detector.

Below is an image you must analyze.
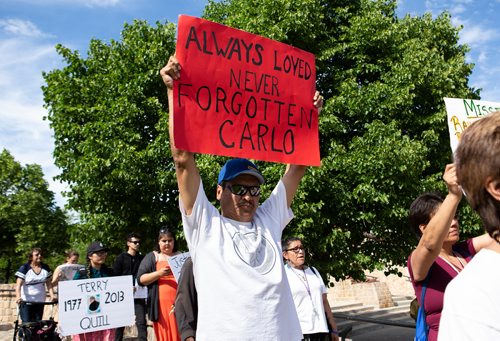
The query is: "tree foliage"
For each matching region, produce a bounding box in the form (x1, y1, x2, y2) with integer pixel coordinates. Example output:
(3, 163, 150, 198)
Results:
(0, 149, 69, 283)
(202, 0, 483, 280)
(43, 0, 483, 280)
(42, 21, 180, 253)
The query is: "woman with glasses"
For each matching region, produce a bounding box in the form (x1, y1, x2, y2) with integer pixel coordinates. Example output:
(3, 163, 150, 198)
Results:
(407, 164, 493, 341)
(72, 241, 115, 341)
(283, 237, 339, 341)
(137, 227, 181, 341)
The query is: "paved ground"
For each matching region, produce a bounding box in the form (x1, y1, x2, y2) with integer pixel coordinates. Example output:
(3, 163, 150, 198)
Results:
(0, 325, 14, 341)
(0, 325, 415, 341)
(0, 325, 154, 341)
(354, 325, 414, 340)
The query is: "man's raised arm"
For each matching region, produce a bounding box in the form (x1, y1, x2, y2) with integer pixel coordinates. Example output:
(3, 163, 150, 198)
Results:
(160, 55, 200, 215)
(282, 91, 323, 208)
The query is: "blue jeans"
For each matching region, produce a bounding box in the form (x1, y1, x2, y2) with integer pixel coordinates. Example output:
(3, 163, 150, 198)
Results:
(19, 301, 44, 323)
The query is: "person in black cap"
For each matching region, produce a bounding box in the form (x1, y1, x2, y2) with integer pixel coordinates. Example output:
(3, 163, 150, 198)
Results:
(73, 241, 115, 340)
(160, 55, 324, 341)
(74, 241, 114, 280)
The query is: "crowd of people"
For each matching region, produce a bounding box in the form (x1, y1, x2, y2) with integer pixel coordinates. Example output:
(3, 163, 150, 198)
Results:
(13, 55, 499, 341)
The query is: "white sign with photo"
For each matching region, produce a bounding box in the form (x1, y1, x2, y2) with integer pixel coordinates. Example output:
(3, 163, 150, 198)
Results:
(444, 97, 500, 153)
(58, 276, 134, 336)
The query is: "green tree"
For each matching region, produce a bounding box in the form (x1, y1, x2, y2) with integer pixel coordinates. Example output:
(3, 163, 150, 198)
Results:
(203, 0, 482, 279)
(43, 0, 483, 280)
(42, 21, 182, 253)
(0, 149, 69, 282)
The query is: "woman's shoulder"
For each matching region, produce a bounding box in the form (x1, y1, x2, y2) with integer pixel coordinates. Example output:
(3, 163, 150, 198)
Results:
(140, 251, 157, 264)
(145, 251, 156, 258)
(17, 262, 31, 273)
(453, 239, 475, 257)
(308, 265, 320, 276)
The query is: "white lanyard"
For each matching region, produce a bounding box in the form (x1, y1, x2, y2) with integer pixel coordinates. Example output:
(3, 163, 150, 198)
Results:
(288, 264, 319, 317)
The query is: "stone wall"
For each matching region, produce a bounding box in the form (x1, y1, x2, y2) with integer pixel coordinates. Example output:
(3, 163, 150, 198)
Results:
(327, 266, 415, 308)
(0, 284, 58, 329)
(328, 278, 395, 308)
(0, 284, 18, 325)
(364, 266, 414, 297)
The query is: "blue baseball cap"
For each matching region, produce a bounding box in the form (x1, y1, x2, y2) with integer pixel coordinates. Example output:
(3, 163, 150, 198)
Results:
(217, 158, 265, 185)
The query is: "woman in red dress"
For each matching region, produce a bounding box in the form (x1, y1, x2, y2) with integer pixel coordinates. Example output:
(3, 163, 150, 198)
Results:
(138, 228, 180, 341)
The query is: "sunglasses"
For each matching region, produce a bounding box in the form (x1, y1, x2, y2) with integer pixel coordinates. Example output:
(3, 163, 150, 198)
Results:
(129, 240, 141, 245)
(223, 183, 261, 197)
(285, 246, 305, 253)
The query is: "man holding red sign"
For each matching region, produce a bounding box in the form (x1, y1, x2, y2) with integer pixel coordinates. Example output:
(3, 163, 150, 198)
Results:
(161, 55, 323, 340)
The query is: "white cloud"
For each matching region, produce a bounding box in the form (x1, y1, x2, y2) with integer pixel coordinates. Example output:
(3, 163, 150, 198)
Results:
(450, 4, 466, 15)
(84, 0, 121, 7)
(459, 23, 497, 46)
(0, 19, 51, 38)
(477, 50, 487, 63)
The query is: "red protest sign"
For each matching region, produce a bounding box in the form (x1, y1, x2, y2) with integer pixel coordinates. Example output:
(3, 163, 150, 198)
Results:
(173, 15, 319, 166)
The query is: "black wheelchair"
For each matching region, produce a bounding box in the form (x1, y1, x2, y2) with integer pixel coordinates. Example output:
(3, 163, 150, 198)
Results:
(13, 301, 60, 341)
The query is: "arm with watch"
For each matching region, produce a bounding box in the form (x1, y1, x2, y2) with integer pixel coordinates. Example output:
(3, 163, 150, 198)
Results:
(323, 293, 339, 341)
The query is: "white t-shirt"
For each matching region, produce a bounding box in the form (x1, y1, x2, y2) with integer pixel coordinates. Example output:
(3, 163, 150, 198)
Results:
(180, 180, 302, 341)
(15, 263, 51, 302)
(439, 249, 500, 340)
(285, 264, 328, 334)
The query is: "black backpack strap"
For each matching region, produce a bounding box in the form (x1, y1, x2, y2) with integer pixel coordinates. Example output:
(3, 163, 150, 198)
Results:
(309, 266, 319, 277)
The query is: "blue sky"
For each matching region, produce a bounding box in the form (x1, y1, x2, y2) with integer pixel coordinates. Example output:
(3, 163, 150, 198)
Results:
(1, 0, 499, 208)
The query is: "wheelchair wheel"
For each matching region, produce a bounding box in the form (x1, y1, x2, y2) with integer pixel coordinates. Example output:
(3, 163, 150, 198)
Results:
(16, 326, 33, 341)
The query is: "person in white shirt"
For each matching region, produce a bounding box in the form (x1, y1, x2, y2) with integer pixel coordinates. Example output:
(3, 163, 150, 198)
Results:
(15, 247, 54, 323)
(283, 237, 339, 341)
(160, 55, 324, 341)
(439, 111, 500, 340)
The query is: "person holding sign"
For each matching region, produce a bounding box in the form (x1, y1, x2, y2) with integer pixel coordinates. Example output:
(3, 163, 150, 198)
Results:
(137, 227, 181, 341)
(53, 251, 81, 341)
(52, 250, 80, 286)
(160, 55, 323, 341)
(113, 233, 147, 341)
(439, 111, 500, 340)
(407, 164, 494, 341)
(72, 241, 115, 341)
